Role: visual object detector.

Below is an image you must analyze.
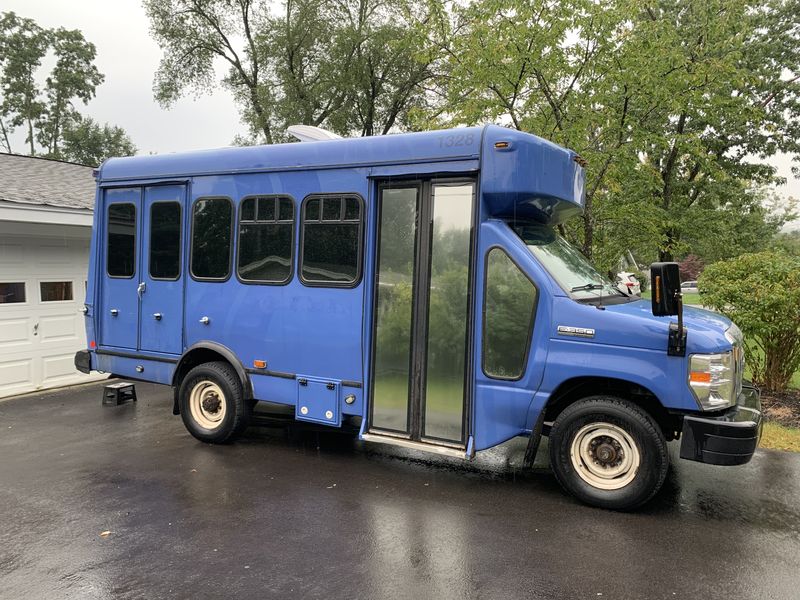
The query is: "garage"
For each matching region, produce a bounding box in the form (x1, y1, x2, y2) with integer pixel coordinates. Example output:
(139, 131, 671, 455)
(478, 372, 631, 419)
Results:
(0, 153, 105, 398)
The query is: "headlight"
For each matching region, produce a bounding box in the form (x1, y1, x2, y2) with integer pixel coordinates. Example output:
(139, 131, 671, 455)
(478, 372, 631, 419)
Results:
(689, 352, 736, 410)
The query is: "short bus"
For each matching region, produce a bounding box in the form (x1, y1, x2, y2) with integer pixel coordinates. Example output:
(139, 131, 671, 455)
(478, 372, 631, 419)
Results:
(75, 125, 762, 510)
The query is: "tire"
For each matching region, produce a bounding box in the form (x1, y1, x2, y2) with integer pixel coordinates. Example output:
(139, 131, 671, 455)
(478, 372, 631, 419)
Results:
(548, 396, 669, 511)
(179, 361, 252, 444)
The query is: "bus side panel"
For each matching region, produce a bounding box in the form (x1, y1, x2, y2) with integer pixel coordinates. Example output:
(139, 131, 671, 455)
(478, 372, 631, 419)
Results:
(183, 169, 368, 415)
(95, 353, 176, 385)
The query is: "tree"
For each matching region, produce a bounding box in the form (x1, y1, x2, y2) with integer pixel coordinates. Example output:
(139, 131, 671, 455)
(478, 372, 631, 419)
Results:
(36, 27, 104, 157)
(430, 0, 800, 269)
(145, 0, 444, 143)
(60, 114, 137, 166)
(0, 12, 48, 154)
(0, 11, 134, 161)
(700, 251, 800, 392)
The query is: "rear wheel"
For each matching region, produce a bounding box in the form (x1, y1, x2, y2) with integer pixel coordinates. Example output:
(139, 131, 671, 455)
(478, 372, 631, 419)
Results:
(548, 396, 668, 510)
(179, 361, 251, 444)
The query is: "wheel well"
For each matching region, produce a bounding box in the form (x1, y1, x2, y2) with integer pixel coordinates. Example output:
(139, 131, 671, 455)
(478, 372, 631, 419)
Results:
(172, 348, 252, 399)
(543, 376, 680, 441)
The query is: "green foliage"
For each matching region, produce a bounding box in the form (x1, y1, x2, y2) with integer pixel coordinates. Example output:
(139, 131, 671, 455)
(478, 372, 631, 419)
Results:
(145, 0, 444, 143)
(0, 11, 135, 162)
(431, 0, 800, 267)
(60, 114, 137, 166)
(699, 251, 800, 392)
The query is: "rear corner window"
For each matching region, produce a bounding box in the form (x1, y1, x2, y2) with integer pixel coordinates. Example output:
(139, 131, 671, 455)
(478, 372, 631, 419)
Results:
(0, 282, 26, 304)
(107, 203, 136, 278)
(191, 197, 233, 280)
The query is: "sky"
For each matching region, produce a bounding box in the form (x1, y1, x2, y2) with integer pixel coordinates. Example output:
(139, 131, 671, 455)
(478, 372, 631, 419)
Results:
(4, 0, 799, 222)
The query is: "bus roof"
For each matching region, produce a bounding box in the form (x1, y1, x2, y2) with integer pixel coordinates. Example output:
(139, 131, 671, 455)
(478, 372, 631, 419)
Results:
(99, 125, 485, 182)
(98, 124, 585, 225)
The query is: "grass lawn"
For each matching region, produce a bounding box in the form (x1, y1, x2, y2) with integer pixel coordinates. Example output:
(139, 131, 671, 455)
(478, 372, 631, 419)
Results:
(761, 422, 800, 452)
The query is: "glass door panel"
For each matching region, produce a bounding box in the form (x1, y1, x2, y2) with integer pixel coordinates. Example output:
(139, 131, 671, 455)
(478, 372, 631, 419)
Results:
(370, 180, 475, 447)
(422, 183, 474, 442)
(371, 186, 419, 433)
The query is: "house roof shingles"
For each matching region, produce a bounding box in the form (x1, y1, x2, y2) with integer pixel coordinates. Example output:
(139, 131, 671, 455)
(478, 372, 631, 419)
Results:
(0, 153, 95, 211)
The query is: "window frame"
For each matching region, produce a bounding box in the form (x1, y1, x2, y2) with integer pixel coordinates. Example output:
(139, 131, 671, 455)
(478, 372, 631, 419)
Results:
(0, 281, 27, 306)
(189, 196, 235, 283)
(106, 202, 137, 280)
(481, 245, 539, 382)
(148, 200, 183, 282)
(235, 194, 296, 286)
(298, 193, 365, 289)
(39, 280, 75, 303)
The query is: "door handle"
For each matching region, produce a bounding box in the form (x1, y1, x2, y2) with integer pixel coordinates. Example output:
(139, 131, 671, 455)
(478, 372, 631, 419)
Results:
(153, 313, 162, 321)
(33, 322, 39, 336)
(199, 316, 210, 325)
(110, 309, 119, 316)
(137, 282, 146, 298)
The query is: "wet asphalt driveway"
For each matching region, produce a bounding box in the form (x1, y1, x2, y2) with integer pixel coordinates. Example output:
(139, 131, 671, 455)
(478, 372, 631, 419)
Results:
(1, 381, 799, 600)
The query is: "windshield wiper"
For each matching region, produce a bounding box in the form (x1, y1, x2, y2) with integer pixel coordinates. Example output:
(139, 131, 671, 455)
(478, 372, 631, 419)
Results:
(570, 282, 605, 292)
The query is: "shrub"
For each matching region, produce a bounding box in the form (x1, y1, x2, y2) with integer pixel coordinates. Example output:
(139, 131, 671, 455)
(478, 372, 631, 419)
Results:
(678, 254, 704, 281)
(699, 251, 800, 392)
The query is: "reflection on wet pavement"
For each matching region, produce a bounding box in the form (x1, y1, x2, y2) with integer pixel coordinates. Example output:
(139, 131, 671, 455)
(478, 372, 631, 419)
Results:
(1, 381, 798, 599)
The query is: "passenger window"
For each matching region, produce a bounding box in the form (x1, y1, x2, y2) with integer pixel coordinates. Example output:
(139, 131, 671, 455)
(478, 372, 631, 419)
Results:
(150, 202, 182, 280)
(237, 196, 294, 284)
(40, 281, 73, 302)
(107, 203, 136, 278)
(483, 248, 538, 379)
(191, 198, 232, 280)
(300, 194, 363, 286)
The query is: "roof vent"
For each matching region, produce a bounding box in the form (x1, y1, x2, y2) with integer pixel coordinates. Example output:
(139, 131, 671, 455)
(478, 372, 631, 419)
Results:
(287, 125, 342, 142)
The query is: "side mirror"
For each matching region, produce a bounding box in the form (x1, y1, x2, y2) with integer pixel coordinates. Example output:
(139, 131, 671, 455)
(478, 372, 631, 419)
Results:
(650, 262, 681, 316)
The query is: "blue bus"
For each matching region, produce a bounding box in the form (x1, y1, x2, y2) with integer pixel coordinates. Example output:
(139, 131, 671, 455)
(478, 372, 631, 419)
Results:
(75, 125, 762, 510)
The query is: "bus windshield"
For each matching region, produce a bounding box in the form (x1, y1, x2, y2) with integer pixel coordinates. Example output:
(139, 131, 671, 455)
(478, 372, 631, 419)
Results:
(512, 224, 626, 302)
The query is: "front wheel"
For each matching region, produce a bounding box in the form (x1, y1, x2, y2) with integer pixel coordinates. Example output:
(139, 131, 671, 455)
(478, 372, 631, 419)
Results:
(179, 361, 251, 444)
(548, 396, 669, 510)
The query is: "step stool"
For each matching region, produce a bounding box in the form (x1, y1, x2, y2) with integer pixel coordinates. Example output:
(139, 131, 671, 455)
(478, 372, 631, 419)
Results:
(102, 381, 137, 406)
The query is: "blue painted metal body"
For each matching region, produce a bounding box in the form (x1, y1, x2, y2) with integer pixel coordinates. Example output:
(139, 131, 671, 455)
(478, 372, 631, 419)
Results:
(83, 124, 734, 454)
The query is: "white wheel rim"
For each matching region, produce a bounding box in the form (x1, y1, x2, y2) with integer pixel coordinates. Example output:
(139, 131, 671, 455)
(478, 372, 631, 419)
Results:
(569, 422, 641, 491)
(189, 380, 227, 430)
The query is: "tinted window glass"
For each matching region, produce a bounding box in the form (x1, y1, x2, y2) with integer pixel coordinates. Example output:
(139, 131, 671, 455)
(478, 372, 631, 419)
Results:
(149, 202, 182, 279)
(483, 249, 537, 379)
(0, 282, 25, 304)
(305, 198, 320, 221)
(107, 203, 136, 277)
(301, 195, 362, 285)
(191, 198, 232, 279)
(237, 196, 294, 283)
(40, 281, 73, 302)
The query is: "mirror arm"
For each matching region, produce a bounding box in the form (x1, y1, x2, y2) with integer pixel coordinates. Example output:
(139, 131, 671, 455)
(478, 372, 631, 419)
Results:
(668, 290, 687, 357)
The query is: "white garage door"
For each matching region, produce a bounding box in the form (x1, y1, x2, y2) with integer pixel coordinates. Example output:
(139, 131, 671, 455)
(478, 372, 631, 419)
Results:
(0, 223, 105, 399)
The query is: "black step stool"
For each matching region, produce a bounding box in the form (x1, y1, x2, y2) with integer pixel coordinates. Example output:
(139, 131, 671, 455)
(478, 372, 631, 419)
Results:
(103, 381, 137, 406)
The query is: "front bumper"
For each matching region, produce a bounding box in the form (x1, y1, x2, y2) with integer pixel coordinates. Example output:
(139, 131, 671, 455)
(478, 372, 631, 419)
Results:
(679, 381, 762, 466)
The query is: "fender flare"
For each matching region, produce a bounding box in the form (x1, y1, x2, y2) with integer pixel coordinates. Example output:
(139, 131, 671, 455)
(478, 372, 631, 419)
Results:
(172, 341, 254, 402)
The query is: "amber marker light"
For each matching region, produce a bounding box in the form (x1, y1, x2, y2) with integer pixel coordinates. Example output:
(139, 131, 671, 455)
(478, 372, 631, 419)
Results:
(494, 141, 510, 149)
(253, 360, 267, 369)
(689, 371, 712, 384)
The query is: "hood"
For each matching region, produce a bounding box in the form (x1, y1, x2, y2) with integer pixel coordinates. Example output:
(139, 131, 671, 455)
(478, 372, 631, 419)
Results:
(552, 298, 733, 354)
